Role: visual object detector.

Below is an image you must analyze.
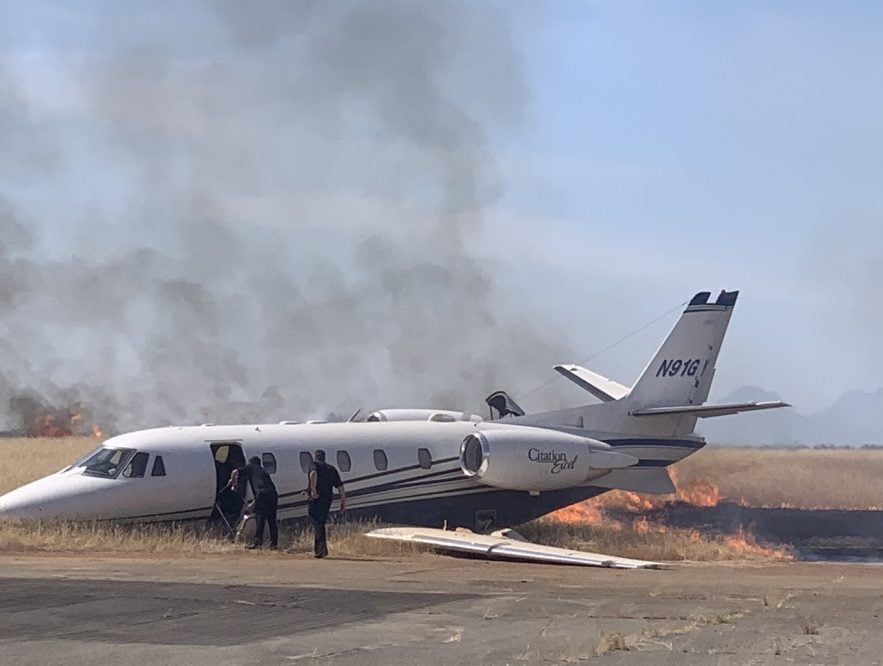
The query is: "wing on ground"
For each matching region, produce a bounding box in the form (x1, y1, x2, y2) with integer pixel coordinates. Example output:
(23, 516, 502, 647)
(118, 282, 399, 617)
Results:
(367, 526, 662, 569)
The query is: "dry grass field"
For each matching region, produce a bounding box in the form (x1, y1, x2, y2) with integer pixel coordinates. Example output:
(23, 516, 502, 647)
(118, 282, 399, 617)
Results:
(0, 518, 426, 558)
(672, 447, 883, 509)
(0, 438, 879, 560)
(0, 437, 97, 496)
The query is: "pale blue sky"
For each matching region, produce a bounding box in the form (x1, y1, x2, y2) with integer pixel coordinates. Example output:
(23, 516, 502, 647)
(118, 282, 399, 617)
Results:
(2, 1, 881, 419)
(484, 1, 883, 410)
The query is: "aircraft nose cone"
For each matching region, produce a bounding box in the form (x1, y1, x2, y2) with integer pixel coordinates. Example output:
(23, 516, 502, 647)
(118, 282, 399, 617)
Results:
(0, 483, 52, 519)
(0, 474, 111, 520)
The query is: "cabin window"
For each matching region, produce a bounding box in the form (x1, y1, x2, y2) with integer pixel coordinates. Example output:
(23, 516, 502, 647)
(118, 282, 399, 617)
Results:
(299, 451, 313, 473)
(151, 455, 166, 477)
(373, 449, 388, 471)
(336, 450, 351, 472)
(122, 452, 149, 478)
(262, 452, 277, 474)
(417, 448, 432, 469)
(82, 448, 135, 479)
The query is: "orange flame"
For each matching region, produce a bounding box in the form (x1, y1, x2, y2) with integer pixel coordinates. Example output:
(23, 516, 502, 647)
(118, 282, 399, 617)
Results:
(31, 414, 73, 438)
(549, 502, 609, 527)
(723, 527, 793, 559)
(548, 468, 791, 557)
(551, 467, 725, 526)
(27, 407, 105, 439)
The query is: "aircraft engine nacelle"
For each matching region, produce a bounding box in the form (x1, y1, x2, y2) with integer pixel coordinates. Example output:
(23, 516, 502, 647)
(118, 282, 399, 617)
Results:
(459, 427, 638, 492)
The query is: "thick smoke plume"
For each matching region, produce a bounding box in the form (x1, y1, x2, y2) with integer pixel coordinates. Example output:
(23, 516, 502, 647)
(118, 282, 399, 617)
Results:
(0, 1, 570, 433)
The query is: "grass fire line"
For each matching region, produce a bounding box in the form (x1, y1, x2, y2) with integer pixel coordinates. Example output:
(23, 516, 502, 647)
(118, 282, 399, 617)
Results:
(1, 438, 881, 559)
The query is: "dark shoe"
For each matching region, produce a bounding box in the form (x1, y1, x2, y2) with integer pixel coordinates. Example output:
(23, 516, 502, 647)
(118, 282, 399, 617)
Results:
(314, 552, 327, 559)
(269, 544, 279, 550)
(246, 543, 262, 550)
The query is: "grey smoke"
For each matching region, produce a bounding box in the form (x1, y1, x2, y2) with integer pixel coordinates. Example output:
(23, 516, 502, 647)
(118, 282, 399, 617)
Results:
(0, 1, 571, 433)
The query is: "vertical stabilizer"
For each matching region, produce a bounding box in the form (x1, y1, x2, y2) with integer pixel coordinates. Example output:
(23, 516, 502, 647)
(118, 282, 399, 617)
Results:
(626, 290, 738, 409)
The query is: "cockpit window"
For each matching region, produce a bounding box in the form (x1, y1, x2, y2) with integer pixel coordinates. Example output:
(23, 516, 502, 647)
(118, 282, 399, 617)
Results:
(82, 448, 135, 479)
(152, 455, 166, 477)
(69, 446, 103, 470)
(122, 452, 149, 478)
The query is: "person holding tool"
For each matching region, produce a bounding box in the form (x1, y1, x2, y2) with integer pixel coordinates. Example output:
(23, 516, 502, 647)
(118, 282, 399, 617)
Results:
(227, 456, 278, 550)
(307, 449, 346, 558)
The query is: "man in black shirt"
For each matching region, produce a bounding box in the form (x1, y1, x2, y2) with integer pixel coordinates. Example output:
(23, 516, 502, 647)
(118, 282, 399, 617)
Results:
(308, 449, 346, 558)
(228, 456, 278, 550)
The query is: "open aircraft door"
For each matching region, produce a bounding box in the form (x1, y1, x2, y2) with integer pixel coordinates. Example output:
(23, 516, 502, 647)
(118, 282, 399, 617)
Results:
(209, 442, 246, 531)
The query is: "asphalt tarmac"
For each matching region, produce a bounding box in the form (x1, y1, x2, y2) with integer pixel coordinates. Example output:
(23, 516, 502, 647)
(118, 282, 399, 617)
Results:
(1, 553, 881, 664)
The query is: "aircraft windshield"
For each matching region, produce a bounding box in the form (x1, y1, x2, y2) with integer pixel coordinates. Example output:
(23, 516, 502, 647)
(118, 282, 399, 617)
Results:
(81, 448, 136, 479)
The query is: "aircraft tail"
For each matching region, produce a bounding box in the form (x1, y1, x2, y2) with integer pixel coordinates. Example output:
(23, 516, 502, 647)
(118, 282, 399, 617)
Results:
(518, 289, 788, 440)
(624, 290, 738, 409)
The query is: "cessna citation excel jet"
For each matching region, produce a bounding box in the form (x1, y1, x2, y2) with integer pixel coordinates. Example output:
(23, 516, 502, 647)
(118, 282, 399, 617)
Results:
(0, 290, 788, 568)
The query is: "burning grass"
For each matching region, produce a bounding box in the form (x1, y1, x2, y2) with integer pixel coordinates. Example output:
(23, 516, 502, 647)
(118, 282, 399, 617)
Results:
(546, 446, 883, 561)
(519, 519, 789, 561)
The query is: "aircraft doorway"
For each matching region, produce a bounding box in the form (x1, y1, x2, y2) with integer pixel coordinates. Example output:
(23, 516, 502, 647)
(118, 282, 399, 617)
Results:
(210, 442, 246, 529)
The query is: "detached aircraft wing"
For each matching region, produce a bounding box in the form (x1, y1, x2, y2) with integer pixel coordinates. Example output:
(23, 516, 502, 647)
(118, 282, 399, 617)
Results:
(367, 526, 662, 569)
(629, 401, 790, 418)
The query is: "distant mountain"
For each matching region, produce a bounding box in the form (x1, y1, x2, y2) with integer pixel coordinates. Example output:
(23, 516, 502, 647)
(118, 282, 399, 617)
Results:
(698, 386, 883, 446)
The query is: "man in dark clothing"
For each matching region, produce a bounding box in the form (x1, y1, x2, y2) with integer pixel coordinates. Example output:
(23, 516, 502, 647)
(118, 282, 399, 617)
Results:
(228, 456, 278, 550)
(308, 449, 346, 558)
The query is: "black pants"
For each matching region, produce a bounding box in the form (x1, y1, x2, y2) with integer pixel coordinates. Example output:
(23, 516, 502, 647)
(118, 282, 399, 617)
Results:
(253, 491, 278, 547)
(308, 497, 332, 557)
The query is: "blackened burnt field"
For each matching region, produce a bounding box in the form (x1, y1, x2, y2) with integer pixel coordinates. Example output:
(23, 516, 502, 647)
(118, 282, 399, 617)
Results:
(628, 503, 883, 561)
(664, 447, 883, 561)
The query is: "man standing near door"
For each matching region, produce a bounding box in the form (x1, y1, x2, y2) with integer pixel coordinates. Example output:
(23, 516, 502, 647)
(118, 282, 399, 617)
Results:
(227, 456, 278, 550)
(307, 449, 346, 558)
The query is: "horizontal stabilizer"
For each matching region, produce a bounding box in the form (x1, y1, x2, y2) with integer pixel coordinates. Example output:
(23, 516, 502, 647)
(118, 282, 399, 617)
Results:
(367, 527, 662, 569)
(554, 365, 630, 402)
(594, 468, 676, 495)
(630, 401, 790, 418)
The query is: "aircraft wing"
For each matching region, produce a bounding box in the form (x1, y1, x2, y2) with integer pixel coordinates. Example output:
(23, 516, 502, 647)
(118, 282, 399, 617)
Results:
(367, 526, 662, 569)
(554, 365, 630, 402)
(629, 401, 790, 418)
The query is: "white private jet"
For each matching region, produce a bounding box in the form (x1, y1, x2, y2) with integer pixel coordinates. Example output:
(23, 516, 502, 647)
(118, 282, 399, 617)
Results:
(0, 290, 788, 568)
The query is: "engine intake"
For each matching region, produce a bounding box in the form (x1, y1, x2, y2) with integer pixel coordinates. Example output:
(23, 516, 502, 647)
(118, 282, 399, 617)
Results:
(459, 427, 637, 492)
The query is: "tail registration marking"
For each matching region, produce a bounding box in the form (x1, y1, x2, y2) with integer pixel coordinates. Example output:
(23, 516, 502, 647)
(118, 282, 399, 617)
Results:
(656, 359, 702, 378)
